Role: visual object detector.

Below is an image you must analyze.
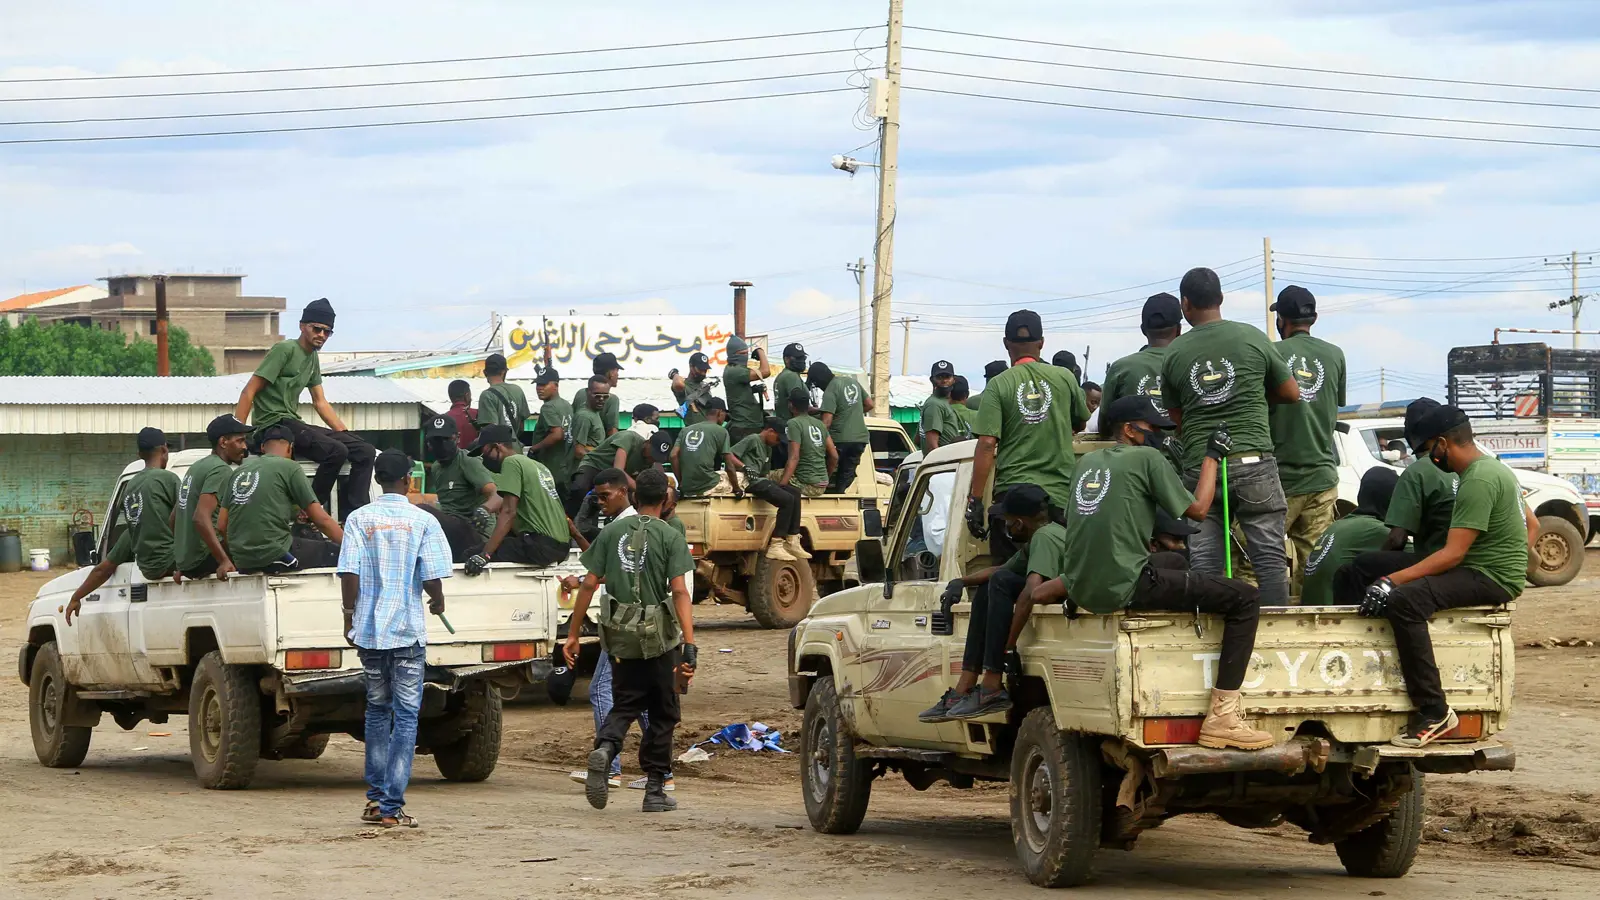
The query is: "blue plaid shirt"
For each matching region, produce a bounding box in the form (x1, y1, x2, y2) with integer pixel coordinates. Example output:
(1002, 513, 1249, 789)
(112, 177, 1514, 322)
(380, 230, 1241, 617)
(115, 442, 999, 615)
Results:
(336, 493, 453, 650)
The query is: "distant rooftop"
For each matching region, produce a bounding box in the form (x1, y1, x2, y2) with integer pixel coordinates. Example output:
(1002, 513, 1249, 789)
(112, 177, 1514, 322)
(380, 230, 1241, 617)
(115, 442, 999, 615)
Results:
(0, 285, 98, 311)
(99, 273, 247, 281)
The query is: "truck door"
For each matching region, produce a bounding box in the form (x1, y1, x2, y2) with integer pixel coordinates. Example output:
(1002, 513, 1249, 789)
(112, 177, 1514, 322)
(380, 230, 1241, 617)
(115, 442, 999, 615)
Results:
(68, 475, 144, 688)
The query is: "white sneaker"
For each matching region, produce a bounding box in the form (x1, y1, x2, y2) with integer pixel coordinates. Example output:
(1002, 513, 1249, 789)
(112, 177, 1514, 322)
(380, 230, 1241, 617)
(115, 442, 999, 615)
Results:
(570, 770, 621, 788)
(628, 775, 675, 791)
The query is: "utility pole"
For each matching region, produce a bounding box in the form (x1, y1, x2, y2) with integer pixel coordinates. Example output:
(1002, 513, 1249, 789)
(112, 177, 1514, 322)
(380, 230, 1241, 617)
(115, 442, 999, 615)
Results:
(848, 257, 869, 371)
(869, 0, 903, 411)
(1263, 237, 1275, 340)
(1547, 251, 1593, 348)
(1380, 367, 1386, 403)
(896, 317, 918, 375)
(153, 274, 170, 376)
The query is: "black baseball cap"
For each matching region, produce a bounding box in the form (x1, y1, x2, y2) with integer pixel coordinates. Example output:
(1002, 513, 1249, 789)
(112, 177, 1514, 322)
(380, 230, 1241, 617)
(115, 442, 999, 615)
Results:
(593, 352, 624, 374)
(468, 423, 516, 455)
(1052, 350, 1078, 371)
(783, 342, 807, 359)
(632, 403, 659, 422)
(1005, 309, 1043, 342)
(760, 416, 784, 433)
(649, 431, 674, 463)
(1271, 285, 1317, 319)
(375, 450, 414, 483)
(930, 360, 955, 378)
(702, 396, 728, 412)
(1000, 484, 1050, 517)
(1142, 292, 1182, 330)
(484, 352, 508, 374)
(205, 414, 251, 443)
(1410, 404, 1470, 451)
(136, 427, 168, 451)
(300, 297, 335, 327)
(424, 413, 458, 437)
(536, 367, 560, 386)
(258, 424, 295, 446)
(1154, 509, 1200, 537)
(689, 352, 711, 369)
(983, 360, 1008, 380)
(786, 387, 810, 410)
(1101, 394, 1175, 430)
(1403, 397, 1442, 450)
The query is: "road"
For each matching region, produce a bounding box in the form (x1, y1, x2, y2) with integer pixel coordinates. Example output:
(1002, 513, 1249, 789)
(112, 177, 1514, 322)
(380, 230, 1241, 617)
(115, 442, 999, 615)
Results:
(3, 561, 1598, 898)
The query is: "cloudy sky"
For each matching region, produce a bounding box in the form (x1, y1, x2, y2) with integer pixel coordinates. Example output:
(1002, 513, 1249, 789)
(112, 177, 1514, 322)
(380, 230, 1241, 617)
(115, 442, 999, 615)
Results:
(5, 1, 1600, 403)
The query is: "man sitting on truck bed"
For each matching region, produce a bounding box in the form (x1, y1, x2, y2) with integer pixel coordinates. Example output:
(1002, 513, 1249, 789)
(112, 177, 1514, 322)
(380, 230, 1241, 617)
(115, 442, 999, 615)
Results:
(64, 427, 182, 625)
(726, 418, 804, 562)
(173, 414, 253, 581)
(225, 424, 344, 573)
(1301, 467, 1398, 607)
(809, 361, 874, 494)
(780, 388, 836, 558)
(420, 413, 500, 562)
(672, 397, 732, 498)
(1021, 395, 1274, 751)
(1360, 405, 1536, 748)
(466, 424, 574, 572)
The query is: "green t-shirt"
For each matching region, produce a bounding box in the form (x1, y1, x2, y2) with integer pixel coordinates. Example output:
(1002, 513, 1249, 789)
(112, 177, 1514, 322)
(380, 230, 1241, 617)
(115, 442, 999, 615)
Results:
(1270, 333, 1347, 496)
(1453, 456, 1527, 600)
(1103, 345, 1170, 414)
(570, 387, 621, 435)
(786, 414, 830, 487)
(675, 421, 731, 496)
(772, 368, 808, 425)
(730, 433, 771, 477)
(577, 429, 650, 476)
(676, 375, 716, 427)
(108, 466, 180, 580)
(1059, 444, 1195, 613)
(1386, 462, 1458, 556)
(173, 454, 233, 573)
(1021, 522, 1070, 580)
(250, 339, 321, 428)
(430, 450, 494, 520)
(723, 364, 764, 431)
(1301, 514, 1389, 606)
(531, 395, 576, 487)
(571, 407, 606, 457)
(1160, 319, 1291, 471)
(580, 515, 694, 659)
(477, 382, 531, 448)
(974, 361, 1090, 510)
(919, 397, 966, 450)
(494, 454, 569, 542)
(953, 402, 980, 434)
(666, 514, 687, 538)
(821, 375, 870, 444)
(224, 454, 318, 571)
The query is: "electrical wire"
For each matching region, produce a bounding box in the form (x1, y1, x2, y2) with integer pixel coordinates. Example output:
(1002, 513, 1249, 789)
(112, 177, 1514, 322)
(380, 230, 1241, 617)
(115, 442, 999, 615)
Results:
(1268, 259, 1568, 275)
(1277, 250, 1584, 262)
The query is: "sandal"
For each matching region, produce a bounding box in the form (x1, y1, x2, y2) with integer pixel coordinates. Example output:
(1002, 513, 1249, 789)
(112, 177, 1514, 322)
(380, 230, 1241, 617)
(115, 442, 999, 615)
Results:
(361, 802, 383, 824)
(380, 811, 418, 829)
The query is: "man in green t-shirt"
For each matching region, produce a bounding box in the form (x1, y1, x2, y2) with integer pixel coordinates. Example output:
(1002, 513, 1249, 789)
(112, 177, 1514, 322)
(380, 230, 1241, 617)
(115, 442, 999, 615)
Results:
(1104, 293, 1181, 413)
(1267, 287, 1348, 601)
(565, 375, 611, 515)
(234, 298, 376, 520)
(772, 343, 809, 426)
(528, 368, 576, 508)
(966, 360, 1006, 415)
(671, 398, 733, 497)
(809, 361, 875, 493)
(918, 360, 965, 453)
(722, 336, 771, 444)
(571, 352, 624, 437)
(1302, 468, 1397, 607)
(173, 414, 252, 581)
(670, 352, 718, 426)
(1160, 268, 1300, 606)
(1023, 396, 1273, 750)
(563, 469, 697, 813)
(476, 352, 532, 451)
(951, 376, 979, 436)
(781, 389, 836, 498)
(727, 418, 803, 561)
(64, 427, 184, 625)
(223, 424, 345, 573)
(421, 414, 501, 561)
(571, 403, 660, 539)
(467, 424, 573, 571)
(1359, 405, 1536, 747)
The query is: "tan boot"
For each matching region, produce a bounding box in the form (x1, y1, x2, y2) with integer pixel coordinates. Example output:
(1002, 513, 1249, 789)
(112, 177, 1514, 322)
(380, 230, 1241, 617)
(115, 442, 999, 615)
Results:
(785, 534, 812, 560)
(1198, 688, 1274, 750)
(765, 538, 797, 561)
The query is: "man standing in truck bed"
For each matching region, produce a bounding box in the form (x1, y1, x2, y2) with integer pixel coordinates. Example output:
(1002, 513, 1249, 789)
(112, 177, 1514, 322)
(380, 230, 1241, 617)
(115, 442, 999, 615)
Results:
(477, 353, 531, 451)
(723, 337, 771, 444)
(64, 427, 182, 625)
(528, 368, 575, 510)
(234, 298, 376, 520)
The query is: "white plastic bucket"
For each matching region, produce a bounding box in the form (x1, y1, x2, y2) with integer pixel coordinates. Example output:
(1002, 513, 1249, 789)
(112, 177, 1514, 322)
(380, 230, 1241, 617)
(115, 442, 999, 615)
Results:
(28, 549, 49, 571)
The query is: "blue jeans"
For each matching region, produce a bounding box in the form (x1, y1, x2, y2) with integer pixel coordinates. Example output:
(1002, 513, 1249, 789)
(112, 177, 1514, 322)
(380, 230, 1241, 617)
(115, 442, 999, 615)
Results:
(1185, 457, 1290, 607)
(591, 652, 670, 778)
(360, 644, 426, 817)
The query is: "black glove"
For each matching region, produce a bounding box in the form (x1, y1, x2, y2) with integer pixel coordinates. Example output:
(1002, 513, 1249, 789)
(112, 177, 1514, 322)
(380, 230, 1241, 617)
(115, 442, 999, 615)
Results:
(1360, 577, 1395, 618)
(1003, 648, 1023, 679)
(965, 496, 988, 539)
(681, 642, 699, 671)
(1206, 425, 1233, 461)
(465, 553, 490, 576)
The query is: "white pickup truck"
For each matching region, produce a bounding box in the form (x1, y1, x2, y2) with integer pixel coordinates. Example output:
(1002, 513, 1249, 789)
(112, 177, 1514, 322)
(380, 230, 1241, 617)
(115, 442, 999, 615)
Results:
(19, 449, 571, 789)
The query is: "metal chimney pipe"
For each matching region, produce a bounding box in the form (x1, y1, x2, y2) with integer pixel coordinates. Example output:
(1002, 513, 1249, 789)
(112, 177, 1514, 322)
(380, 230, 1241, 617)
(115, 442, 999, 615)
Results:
(730, 281, 752, 337)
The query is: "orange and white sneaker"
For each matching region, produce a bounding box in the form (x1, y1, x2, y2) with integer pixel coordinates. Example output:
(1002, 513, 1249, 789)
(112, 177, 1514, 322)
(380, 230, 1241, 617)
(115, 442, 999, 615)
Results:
(1391, 709, 1458, 748)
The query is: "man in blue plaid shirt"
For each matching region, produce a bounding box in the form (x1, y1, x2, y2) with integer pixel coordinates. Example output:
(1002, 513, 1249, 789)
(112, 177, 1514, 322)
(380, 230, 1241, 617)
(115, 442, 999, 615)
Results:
(338, 450, 452, 829)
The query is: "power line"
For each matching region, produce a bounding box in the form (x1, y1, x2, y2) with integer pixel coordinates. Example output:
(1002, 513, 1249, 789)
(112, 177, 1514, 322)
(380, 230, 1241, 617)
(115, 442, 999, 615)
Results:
(1269, 259, 1561, 274)
(1273, 267, 1586, 286)
(1277, 250, 1578, 262)
(0, 27, 878, 83)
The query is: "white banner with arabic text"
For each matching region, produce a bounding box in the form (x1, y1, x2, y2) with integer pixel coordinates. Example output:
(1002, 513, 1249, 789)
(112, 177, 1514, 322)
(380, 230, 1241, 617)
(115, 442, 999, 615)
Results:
(502, 315, 737, 379)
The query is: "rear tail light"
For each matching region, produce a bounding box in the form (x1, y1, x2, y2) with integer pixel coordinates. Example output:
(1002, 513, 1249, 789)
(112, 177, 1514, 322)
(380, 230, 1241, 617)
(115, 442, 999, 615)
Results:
(1142, 717, 1204, 745)
(483, 642, 536, 663)
(285, 649, 341, 670)
(688, 543, 705, 557)
(1442, 712, 1484, 741)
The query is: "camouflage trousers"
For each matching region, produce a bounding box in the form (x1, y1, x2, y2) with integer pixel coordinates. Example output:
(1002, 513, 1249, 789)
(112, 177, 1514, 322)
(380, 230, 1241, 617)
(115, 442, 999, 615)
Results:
(1284, 487, 1339, 603)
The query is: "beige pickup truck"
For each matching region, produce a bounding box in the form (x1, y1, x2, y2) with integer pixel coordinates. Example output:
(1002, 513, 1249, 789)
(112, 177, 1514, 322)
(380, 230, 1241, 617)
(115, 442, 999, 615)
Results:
(788, 441, 1514, 888)
(677, 417, 913, 629)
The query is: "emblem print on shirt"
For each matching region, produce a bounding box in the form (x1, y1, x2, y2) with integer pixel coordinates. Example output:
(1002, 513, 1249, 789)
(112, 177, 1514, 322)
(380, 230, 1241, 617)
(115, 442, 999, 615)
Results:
(1189, 359, 1237, 406)
(1135, 374, 1166, 415)
(1015, 378, 1055, 425)
(538, 467, 560, 500)
(123, 490, 144, 525)
(844, 383, 860, 405)
(618, 533, 648, 574)
(684, 429, 705, 452)
(232, 470, 261, 504)
(1306, 533, 1335, 575)
(177, 478, 192, 511)
(808, 424, 824, 446)
(1074, 467, 1112, 515)
(1287, 355, 1326, 403)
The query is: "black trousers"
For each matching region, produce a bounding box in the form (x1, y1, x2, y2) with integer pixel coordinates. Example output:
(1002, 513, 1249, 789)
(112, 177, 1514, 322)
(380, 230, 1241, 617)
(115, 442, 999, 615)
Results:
(567, 470, 596, 519)
(240, 535, 341, 574)
(1126, 551, 1261, 692)
(746, 479, 802, 536)
(769, 437, 790, 475)
(419, 504, 485, 563)
(962, 567, 1026, 674)
(1384, 567, 1512, 720)
(826, 442, 867, 493)
(594, 649, 682, 776)
(986, 486, 1065, 559)
(279, 419, 376, 520)
(490, 531, 570, 567)
(1332, 550, 1418, 606)
(180, 557, 220, 580)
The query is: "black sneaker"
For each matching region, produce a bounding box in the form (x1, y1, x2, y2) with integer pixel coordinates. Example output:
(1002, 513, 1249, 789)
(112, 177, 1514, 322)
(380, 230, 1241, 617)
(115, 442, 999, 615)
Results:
(918, 689, 963, 723)
(947, 686, 1012, 720)
(1391, 708, 1458, 748)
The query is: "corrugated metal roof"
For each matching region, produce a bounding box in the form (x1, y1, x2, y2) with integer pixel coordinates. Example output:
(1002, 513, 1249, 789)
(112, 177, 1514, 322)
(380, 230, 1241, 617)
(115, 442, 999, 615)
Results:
(0, 374, 423, 406)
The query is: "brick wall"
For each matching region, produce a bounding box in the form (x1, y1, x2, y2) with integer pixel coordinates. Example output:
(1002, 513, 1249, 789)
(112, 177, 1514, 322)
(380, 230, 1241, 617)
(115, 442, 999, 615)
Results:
(0, 435, 138, 564)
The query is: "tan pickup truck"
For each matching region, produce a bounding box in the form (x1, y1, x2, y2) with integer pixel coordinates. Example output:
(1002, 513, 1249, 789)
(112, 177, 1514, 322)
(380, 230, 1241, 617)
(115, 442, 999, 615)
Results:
(677, 417, 913, 629)
(788, 440, 1514, 888)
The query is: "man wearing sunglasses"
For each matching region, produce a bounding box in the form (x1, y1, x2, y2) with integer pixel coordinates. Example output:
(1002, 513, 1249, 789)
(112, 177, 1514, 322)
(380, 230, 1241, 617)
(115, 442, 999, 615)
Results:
(234, 298, 377, 521)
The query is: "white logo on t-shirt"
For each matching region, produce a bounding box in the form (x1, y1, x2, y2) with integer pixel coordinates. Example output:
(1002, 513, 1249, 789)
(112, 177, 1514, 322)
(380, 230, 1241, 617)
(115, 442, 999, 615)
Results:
(684, 429, 705, 452)
(1074, 467, 1112, 515)
(807, 425, 824, 447)
(1287, 355, 1327, 403)
(123, 490, 144, 525)
(1136, 374, 1166, 415)
(1015, 379, 1054, 425)
(232, 470, 261, 504)
(1189, 359, 1237, 406)
(1306, 533, 1335, 575)
(618, 533, 648, 574)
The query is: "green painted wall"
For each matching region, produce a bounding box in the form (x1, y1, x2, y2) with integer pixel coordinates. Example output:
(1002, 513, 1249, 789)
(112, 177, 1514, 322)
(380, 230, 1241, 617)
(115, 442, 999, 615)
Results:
(0, 435, 132, 564)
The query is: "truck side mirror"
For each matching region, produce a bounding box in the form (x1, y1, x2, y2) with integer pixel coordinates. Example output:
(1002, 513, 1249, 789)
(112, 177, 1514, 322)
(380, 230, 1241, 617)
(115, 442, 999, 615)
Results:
(88, 549, 101, 566)
(855, 538, 886, 586)
(862, 507, 883, 538)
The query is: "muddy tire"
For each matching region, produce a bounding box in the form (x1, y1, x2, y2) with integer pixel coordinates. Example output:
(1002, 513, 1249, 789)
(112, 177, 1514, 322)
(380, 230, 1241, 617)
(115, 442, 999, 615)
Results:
(434, 682, 502, 783)
(29, 642, 92, 768)
(188, 651, 262, 790)
(801, 676, 872, 834)
(1336, 769, 1424, 878)
(280, 733, 330, 760)
(749, 552, 816, 629)
(1010, 707, 1102, 888)
(1528, 515, 1584, 587)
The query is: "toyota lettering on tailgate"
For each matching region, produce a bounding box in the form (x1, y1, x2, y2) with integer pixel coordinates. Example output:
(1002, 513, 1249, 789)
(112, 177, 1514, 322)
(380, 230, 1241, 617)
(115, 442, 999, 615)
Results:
(1192, 648, 1400, 691)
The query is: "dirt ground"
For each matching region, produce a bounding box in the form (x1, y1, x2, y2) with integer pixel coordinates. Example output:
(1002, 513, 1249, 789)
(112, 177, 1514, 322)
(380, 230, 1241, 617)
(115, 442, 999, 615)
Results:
(3, 558, 1599, 899)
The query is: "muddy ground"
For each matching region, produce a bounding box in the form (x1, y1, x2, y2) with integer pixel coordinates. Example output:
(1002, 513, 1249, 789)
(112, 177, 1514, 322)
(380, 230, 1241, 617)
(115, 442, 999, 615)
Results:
(2, 556, 1598, 899)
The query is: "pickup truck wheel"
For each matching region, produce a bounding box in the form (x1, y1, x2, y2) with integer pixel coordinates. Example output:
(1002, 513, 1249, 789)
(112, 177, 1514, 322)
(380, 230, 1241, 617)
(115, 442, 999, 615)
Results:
(749, 553, 816, 629)
(1528, 515, 1584, 587)
(434, 682, 503, 782)
(1335, 769, 1424, 878)
(29, 642, 92, 768)
(801, 676, 871, 834)
(1010, 707, 1101, 888)
(188, 651, 262, 790)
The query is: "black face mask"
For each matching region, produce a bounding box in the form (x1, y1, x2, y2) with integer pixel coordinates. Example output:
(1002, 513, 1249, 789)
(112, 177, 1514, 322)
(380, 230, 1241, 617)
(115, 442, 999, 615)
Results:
(1130, 424, 1157, 447)
(1427, 442, 1451, 473)
(482, 450, 504, 473)
(933, 384, 952, 399)
(427, 437, 457, 463)
(787, 357, 807, 373)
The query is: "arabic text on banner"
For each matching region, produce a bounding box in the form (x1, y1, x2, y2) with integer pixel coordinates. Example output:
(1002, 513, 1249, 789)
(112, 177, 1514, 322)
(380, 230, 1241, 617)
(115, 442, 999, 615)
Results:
(503, 315, 737, 378)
